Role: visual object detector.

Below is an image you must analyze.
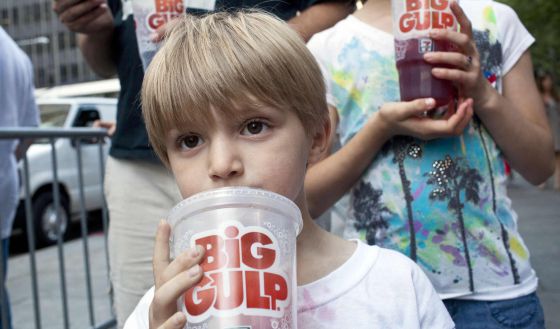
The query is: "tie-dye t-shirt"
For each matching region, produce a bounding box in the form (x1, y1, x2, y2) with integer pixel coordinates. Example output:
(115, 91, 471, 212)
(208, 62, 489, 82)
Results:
(308, 1, 537, 300)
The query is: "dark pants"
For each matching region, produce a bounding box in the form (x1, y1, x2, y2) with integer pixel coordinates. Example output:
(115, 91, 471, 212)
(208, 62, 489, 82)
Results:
(0, 238, 11, 329)
(444, 292, 546, 329)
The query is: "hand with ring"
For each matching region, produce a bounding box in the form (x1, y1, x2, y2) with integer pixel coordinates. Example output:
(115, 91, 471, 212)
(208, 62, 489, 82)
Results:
(422, 1, 495, 110)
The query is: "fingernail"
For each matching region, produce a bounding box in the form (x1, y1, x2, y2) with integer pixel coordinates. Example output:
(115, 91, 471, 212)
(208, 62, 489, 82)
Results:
(159, 219, 166, 227)
(188, 265, 200, 277)
(425, 98, 435, 107)
(173, 312, 186, 325)
(190, 246, 200, 258)
(423, 53, 433, 60)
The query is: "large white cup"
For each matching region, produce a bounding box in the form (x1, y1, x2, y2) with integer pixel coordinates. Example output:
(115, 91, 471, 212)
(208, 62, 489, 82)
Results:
(167, 187, 303, 329)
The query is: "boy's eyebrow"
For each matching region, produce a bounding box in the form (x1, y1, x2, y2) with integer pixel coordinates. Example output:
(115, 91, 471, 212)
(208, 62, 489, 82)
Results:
(233, 102, 284, 117)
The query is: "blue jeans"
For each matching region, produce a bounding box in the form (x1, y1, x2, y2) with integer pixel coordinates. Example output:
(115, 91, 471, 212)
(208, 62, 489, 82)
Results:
(0, 238, 11, 329)
(444, 293, 546, 329)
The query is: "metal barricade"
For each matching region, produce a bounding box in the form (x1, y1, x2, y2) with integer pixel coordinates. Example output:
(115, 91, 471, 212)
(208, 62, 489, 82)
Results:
(0, 128, 116, 329)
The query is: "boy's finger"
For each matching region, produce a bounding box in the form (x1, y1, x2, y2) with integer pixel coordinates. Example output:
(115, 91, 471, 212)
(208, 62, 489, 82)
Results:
(158, 312, 187, 329)
(164, 245, 205, 280)
(152, 265, 203, 313)
(153, 220, 172, 289)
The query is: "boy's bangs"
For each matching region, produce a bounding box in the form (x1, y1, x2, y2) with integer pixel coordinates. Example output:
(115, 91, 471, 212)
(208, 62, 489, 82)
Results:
(144, 12, 291, 140)
(142, 11, 328, 165)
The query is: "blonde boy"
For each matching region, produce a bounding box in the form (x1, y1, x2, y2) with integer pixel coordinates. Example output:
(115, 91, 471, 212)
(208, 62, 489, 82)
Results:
(125, 11, 454, 329)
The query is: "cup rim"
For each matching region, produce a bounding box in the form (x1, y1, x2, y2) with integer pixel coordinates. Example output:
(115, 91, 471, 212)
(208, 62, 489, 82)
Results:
(167, 187, 303, 235)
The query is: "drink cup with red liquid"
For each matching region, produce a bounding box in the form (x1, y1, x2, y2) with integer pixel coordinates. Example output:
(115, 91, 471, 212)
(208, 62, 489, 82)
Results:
(167, 187, 303, 329)
(392, 0, 459, 114)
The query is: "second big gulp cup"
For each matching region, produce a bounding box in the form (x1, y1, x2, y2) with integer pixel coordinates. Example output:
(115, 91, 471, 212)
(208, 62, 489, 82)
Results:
(167, 187, 303, 329)
(131, 0, 184, 70)
(391, 0, 459, 107)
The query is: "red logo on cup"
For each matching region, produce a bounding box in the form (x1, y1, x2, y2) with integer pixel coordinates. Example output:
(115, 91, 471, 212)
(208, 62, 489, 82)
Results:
(398, 0, 455, 34)
(147, 0, 184, 31)
(182, 222, 290, 323)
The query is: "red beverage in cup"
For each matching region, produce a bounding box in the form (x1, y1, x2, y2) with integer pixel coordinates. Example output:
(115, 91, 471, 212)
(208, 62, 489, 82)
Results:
(395, 38, 456, 107)
(392, 0, 459, 108)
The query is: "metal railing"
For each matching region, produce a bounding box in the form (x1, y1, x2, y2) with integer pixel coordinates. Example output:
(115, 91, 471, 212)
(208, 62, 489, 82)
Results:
(0, 128, 116, 329)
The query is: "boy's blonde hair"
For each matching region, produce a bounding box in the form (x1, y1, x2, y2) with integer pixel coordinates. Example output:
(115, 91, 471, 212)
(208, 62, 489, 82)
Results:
(142, 11, 328, 165)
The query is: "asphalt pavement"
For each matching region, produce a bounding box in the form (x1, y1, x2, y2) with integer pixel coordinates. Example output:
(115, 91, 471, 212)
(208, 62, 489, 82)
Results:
(5, 175, 560, 328)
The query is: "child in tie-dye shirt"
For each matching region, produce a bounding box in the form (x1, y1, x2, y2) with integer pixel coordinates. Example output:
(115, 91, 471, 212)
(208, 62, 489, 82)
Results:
(307, 0, 553, 327)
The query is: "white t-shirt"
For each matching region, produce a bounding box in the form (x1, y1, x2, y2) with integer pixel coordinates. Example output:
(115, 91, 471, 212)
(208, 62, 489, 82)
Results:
(125, 241, 454, 328)
(307, 0, 537, 301)
(0, 27, 40, 239)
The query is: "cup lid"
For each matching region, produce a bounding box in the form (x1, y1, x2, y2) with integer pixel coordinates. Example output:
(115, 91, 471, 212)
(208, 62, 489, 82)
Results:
(167, 187, 303, 235)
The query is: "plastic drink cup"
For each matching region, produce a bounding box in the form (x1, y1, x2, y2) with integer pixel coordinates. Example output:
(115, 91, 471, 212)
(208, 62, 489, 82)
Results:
(167, 187, 303, 329)
(391, 0, 459, 108)
(131, 0, 184, 70)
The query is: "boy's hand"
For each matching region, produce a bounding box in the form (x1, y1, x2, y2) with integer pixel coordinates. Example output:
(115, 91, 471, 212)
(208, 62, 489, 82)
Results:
(377, 97, 474, 140)
(422, 1, 495, 111)
(150, 220, 205, 328)
(53, 0, 114, 35)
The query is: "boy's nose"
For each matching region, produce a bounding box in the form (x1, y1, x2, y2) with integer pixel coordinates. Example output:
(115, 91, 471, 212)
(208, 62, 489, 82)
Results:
(208, 140, 244, 181)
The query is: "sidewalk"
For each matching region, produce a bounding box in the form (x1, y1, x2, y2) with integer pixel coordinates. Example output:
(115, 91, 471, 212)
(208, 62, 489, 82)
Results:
(509, 177, 560, 329)
(7, 232, 113, 329)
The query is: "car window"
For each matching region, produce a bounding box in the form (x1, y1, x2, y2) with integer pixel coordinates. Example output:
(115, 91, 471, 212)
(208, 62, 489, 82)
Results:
(35, 104, 71, 144)
(73, 108, 100, 127)
(39, 104, 71, 128)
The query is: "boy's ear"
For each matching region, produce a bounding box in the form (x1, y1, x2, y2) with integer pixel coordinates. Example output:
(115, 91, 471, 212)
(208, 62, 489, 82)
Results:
(308, 109, 333, 166)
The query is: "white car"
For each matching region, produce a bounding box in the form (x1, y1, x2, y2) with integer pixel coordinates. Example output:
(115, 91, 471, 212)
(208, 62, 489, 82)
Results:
(14, 97, 117, 245)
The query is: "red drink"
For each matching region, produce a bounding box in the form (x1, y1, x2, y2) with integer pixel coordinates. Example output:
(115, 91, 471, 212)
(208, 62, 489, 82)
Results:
(391, 0, 459, 110)
(395, 38, 456, 107)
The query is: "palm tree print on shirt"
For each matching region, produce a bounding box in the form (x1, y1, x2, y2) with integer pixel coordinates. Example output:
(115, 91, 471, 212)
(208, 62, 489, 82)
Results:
(425, 155, 483, 292)
(352, 181, 393, 245)
(391, 137, 423, 262)
(473, 28, 521, 285)
(473, 116, 520, 285)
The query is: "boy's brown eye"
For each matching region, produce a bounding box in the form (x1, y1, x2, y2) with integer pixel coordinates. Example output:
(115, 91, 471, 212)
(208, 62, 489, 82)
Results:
(241, 120, 269, 136)
(181, 135, 201, 149)
(246, 121, 264, 134)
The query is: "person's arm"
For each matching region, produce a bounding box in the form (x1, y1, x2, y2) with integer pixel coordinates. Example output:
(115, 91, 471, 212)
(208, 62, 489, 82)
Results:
(306, 99, 474, 218)
(53, 0, 117, 77)
(425, 2, 554, 185)
(288, 0, 355, 42)
(475, 52, 553, 184)
(78, 32, 117, 78)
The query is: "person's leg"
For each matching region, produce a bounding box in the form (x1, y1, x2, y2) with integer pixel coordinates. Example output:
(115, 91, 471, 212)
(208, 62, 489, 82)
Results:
(444, 293, 545, 329)
(0, 238, 12, 329)
(105, 157, 181, 328)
